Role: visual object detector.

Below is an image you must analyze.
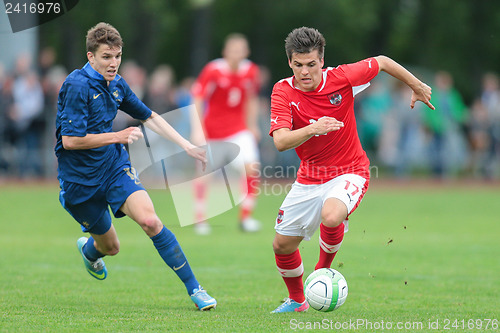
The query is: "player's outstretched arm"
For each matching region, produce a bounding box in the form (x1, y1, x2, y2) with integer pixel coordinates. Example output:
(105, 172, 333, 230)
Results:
(374, 55, 435, 110)
(143, 111, 207, 170)
(190, 96, 207, 146)
(62, 127, 143, 150)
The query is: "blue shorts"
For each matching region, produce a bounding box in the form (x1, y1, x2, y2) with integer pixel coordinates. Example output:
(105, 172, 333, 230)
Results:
(59, 165, 145, 235)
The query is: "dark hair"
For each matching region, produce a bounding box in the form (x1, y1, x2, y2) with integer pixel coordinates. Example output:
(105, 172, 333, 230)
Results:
(285, 27, 326, 60)
(86, 22, 123, 53)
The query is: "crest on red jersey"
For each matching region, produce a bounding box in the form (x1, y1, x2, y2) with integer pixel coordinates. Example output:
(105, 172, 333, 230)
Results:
(328, 92, 342, 106)
(276, 209, 284, 224)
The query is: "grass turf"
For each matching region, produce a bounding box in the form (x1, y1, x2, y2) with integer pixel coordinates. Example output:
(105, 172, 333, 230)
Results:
(0, 180, 499, 332)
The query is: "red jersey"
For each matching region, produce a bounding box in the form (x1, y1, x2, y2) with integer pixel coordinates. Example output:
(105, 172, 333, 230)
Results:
(269, 58, 379, 184)
(192, 58, 260, 139)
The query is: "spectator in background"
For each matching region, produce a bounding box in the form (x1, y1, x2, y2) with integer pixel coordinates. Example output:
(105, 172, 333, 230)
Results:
(0, 63, 12, 173)
(144, 64, 177, 114)
(480, 72, 500, 178)
(38, 47, 56, 78)
(41, 65, 68, 176)
(173, 76, 196, 137)
(114, 60, 148, 131)
(10, 54, 45, 177)
(175, 77, 196, 109)
(144, 64, 190, 136)
(357, 79, 392, 160)
(120, 60, 147, 100)
(378, 80, 426, 177)
(143, 64, 191, 139)
(467, 98, 490, 178)
(422, 71, 467, 178)
(38, 47, 66, 177)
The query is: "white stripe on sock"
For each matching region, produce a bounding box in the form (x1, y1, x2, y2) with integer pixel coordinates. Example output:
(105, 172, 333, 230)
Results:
(277, 262, 304, 277)
(319, 237, 343, 254)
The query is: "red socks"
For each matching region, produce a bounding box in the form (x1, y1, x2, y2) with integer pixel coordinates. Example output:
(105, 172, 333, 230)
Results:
(195, 175, 260, 222)
(194, 180, 206, 222)
(275, 249, 305, 303)
(315, 222, 345, 270)
(275, 223, 345, 302)
(239, 175, 259, 221)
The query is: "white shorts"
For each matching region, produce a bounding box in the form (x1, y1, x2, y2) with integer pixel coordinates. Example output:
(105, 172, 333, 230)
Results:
(274, 174, 368, 241)
(208, 130, 259, 166)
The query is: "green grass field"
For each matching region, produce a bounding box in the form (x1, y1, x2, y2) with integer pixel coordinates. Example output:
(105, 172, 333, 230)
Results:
(1, 180, 499, 332)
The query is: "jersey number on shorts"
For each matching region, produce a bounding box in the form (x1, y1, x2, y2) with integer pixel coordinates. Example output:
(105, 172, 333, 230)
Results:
(344, 180, 360, 196)
(124, 167, 141, 185)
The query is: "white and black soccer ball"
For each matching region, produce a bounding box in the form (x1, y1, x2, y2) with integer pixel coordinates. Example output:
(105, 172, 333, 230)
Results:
(304, 268, 348, 312)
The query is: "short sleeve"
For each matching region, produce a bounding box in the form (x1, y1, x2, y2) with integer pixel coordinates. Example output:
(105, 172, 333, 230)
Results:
(118, 79, 152, 120)
(269, 82, 292, 136)
(191, 64, 213, 98)
(59, 81, 89, 137)
(339, 57, 379, 88)
(248, 64, 261, 95)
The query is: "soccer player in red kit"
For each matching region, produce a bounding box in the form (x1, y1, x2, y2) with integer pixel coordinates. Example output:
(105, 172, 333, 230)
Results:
(269, 27, 434, 313)
(191, 33, 262, 234)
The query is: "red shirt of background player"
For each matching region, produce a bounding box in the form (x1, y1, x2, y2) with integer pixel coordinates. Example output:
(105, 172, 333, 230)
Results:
(192, 58, 260, 140)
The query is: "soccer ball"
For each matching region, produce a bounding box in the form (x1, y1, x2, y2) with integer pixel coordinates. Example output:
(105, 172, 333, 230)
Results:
(304, 268, 348, 312)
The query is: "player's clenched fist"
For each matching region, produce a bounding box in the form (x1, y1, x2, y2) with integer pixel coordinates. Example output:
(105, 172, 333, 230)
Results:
(118, 127, 144, 144)
(310, 116, 344, 136)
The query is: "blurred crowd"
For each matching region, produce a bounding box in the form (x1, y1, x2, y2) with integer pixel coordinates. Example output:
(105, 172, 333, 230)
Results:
(356, 70, 500, 180)
(1, 48, 499, 181)
(0, 48, 67, 179)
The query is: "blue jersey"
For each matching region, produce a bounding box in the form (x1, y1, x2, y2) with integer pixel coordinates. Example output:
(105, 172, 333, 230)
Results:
(55, 62, 152, 185)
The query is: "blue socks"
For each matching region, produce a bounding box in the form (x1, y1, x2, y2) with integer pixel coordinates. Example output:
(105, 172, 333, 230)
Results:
(83, 237, 105, 261)
(83, 228, 199, 295)
(151, 226, 199, 295)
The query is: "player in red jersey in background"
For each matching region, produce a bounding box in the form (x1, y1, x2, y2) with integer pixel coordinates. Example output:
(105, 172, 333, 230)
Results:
(269, 27, 434, 313)
(191, 33, 262, 234)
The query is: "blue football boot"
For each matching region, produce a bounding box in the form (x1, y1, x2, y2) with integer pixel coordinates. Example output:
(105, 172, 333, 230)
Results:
(190, 286, 217, 311)
(271, 298, 309, 313)
(76, 237, 107, 280)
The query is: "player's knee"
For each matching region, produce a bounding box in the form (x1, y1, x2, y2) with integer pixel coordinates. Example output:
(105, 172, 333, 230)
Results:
(272, 239, 285, 254)
(272, 238, 295, 255)
(138, 215, 163, 236)
(321, 202, 347, 228)
(321, 210, 345, 228)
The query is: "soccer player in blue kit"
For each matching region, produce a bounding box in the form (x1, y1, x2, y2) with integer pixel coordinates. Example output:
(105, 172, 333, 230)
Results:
(55, 22, 216, 310)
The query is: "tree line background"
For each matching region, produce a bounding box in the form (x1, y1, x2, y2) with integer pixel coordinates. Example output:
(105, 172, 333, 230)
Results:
(38, 0, 500, 105)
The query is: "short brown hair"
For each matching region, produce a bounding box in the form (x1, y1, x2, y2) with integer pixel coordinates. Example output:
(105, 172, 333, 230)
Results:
(285, 27, 326, 60)
(86, 22, 123, 53)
